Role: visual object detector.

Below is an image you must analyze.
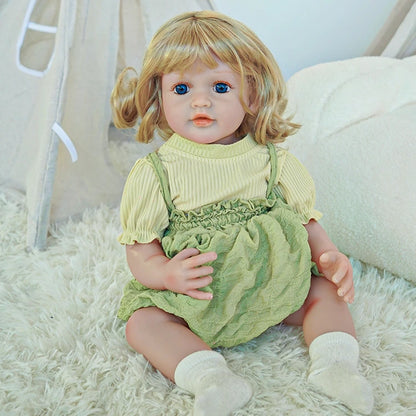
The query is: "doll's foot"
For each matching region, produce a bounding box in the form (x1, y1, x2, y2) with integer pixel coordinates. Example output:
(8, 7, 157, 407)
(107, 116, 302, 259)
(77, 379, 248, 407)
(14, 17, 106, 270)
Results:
(193, 370, 252, 416)
(308, 332, 374, 415)
(308, 362, 373, 414)
(175, 350, 252, 416)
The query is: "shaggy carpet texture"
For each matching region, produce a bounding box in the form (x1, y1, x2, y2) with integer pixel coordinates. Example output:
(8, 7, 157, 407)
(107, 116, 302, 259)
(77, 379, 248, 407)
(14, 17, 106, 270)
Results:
(1, 187, 416, 415)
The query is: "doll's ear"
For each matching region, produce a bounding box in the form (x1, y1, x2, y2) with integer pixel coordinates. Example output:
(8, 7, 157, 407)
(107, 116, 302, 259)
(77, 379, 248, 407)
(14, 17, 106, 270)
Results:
(247, 93, 259, 114)
(248, 98, 259, 114)
(245, 78, 259, 114)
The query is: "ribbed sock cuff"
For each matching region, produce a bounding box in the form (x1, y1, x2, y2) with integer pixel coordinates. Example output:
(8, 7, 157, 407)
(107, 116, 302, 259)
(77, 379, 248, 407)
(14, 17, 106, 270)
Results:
(309, 331, 359, 366)
(174, 350, 226, 392)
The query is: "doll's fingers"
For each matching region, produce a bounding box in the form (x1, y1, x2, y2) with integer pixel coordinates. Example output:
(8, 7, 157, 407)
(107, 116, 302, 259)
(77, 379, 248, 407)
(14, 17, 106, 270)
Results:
(189, 275, 213, 289)
(342, 286, 355, 304)
(320, 252, 351, 282)
(319, 252, 338, 269)
(331, 261, 349, 284)
(337, 276, 354, 299)
(186, 251, 217, 268)
(188, 265, 214, 279)
(173, 247, 201, 261)
(186, 288, 213, 300)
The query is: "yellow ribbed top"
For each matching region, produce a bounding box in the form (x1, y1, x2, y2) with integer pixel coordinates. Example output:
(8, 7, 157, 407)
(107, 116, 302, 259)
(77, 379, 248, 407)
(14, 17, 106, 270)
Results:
(119, 134, 322, 244)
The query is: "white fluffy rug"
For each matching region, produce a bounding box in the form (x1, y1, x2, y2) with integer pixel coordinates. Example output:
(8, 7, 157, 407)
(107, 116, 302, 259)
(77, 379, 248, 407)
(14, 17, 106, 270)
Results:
(1, 190, 416, 416)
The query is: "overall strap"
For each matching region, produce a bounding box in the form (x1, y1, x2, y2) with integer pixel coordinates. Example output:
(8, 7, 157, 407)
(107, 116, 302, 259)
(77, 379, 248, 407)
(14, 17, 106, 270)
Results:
(146, 151, 175, 212)
(266, 142, 278, 198)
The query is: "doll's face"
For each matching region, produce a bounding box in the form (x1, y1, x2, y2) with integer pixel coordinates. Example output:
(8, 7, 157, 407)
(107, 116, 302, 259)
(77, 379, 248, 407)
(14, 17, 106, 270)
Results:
(161, 56, 252, 144)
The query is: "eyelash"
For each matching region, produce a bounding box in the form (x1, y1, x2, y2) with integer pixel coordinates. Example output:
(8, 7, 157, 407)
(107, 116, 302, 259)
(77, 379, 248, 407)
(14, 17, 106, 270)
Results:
(171, 81, 232, 95)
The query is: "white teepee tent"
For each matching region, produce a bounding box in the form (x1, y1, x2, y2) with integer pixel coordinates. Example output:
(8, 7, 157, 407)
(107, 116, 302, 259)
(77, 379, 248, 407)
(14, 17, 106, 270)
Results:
(0, 0, 213, 249)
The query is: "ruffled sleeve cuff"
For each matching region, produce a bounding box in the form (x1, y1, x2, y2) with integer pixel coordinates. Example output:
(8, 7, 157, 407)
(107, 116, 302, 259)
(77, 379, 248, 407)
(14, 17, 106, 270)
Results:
(297, 207, 323, 225)
(117, 230, 163, 246)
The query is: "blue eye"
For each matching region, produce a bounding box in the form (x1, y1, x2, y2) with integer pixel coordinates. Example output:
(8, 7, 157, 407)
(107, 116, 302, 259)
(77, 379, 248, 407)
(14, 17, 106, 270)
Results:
(174, 84, 189, 95)
(214, 82, 230, 93)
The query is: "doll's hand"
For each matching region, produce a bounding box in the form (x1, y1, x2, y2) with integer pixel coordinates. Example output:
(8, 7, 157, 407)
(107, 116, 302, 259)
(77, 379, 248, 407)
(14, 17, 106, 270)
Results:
(163, 248, 217, 300)
(319, 251, 354, 303)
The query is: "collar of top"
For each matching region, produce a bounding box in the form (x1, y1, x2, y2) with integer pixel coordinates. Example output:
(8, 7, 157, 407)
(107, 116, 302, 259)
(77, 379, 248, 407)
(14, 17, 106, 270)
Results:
(165, 133, 258, 158)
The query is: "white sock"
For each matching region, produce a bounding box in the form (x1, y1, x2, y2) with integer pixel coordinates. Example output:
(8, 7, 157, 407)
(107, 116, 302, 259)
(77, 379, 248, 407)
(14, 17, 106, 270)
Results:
(174, 350, 252, 416)
(308, 332, 374, 415)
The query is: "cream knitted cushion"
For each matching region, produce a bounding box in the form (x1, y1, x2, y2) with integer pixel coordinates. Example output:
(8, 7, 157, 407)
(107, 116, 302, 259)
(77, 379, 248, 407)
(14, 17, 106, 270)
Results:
(286, 56, 416, 284)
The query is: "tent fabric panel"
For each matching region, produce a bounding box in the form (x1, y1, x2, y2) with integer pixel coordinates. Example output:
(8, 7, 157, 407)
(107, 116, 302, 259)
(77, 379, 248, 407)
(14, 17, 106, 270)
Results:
(50, 0, 124, 226)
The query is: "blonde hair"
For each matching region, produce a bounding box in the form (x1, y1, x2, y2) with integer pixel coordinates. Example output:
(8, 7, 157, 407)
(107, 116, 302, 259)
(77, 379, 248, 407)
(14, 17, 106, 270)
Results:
(111, 10, 299, 144)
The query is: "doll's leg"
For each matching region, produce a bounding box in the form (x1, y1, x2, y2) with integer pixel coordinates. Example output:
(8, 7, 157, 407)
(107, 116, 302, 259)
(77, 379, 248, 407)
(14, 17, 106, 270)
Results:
(126, 306, 210, 380)
(284, 278, 373, 415)
(284, 277, 355, 345)
(126, 307, 252, 415)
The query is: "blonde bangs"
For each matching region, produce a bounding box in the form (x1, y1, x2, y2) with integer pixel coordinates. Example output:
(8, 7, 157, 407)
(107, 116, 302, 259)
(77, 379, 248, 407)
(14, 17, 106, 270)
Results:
(146, 12, 247, 77)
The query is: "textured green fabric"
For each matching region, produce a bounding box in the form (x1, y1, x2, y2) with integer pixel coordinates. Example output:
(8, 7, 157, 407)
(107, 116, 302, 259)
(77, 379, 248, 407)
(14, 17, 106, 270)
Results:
(117, 145, 314, 348)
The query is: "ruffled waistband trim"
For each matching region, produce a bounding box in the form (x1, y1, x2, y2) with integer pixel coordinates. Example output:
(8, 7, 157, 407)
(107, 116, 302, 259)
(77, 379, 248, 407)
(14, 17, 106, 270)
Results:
(168, 195, 285, 231)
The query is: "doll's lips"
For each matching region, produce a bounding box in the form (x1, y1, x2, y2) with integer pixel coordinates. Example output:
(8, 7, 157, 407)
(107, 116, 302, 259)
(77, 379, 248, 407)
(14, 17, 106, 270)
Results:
(192, 114, 214, 127)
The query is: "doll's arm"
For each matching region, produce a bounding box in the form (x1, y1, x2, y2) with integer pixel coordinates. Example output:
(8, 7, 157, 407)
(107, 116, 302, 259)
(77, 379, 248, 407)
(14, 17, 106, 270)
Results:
(125, 239, 216, 300)
(304, 220, 354, 304)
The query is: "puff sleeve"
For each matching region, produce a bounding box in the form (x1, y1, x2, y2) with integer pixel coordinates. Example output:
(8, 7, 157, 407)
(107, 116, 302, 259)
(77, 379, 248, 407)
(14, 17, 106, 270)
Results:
(275, 150, 323, 224)
(118, 158, 169, 245)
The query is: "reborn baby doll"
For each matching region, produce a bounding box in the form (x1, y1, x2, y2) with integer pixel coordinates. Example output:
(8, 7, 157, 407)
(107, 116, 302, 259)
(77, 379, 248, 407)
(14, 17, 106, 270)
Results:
(111, 10, 373, 416)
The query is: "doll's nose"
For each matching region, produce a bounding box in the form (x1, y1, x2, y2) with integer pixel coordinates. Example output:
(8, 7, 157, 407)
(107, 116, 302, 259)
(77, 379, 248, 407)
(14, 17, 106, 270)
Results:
(191, 92, 211, 108)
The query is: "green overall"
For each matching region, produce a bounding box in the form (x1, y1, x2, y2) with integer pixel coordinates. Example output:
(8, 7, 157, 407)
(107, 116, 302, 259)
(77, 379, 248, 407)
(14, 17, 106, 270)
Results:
(118, 143, 314, 348)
